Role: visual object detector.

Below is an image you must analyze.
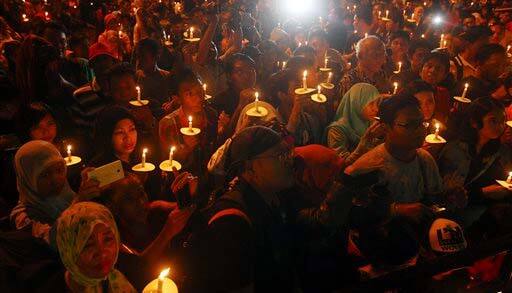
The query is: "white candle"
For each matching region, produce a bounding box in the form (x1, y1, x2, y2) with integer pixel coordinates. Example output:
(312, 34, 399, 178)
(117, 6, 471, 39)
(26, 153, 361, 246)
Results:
(188, 115, 193, 131)
(411, 13, 415, 20)
(282, 61, 286, 70)
(254, 91, 260, 112)
(324, 57, 328, 68)
(397, 61, 402, 73)
(169, 146, 175, 164)
(202, 83, 207, 94)
(67, 145, 72, 162)
(443, 40, 447, 48)
(364, 32, 368, 38)
(158, 267, 170, 292)
(142, 148, 147, 168)
(190, 27, 194, 39)
(393, 82, 398, 94)
(317, 85, 322, 94)
(461, 83, 469, 99)
(434, 123, 440, 139)
(136, 86, 141, 102)
(439, 34, 444, 48)
(302, 70, 308, 89)
(507, 171, 512, 183)
(378, 11, 382, 19)
(385, 10, 389, 19)
(327, 72, 333, 84)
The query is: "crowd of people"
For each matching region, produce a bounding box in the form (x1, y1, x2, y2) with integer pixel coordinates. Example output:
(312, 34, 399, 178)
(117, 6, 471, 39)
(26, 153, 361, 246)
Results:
(2, 0, 512, 291)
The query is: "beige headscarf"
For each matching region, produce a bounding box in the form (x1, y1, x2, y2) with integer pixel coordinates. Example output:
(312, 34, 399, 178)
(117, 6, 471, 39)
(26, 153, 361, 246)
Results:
(57, 202, 136, 293)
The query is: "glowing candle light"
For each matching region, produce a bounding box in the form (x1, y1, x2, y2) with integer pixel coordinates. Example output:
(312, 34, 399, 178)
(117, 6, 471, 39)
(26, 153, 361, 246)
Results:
(393, 82, 398, 94)
(396, 61, 402, 73)
(439, 34, 444, 48)
(169, 146, 175, 164)
(507, 171, 512, 183)
(508, 45, 511, 53)
(142, 148, 147, 168)
(254, 91, 260, 113)
(203, 83, 207, 93)
(282, 61, 286, 70)
(44, 11, 49, 20)
(317, 85, 322, 94)
(143, 267, 177, 293)
(434, 122, 440, 139)
(22, 14, 29, 22)
(411, 12, 415, 20)
(443, 40, 447, 48)
(67, 145, 72, 162)
(461, 83, 469, 99)
(190, 27, 194, 39)
(421, 34, 425, 38)
(158, 268, 170, 292)
(188, 115, 193, 131)
(136, 86, 141, 102)
(424, 1, 427, 6)
(327, 72, 333, 84)
(364, 32, 368, 38)
(378, 11, 382, 19)
(324, 56, 328, 68)
(302, 70, 308, 89)
(385, 10, 389, 19)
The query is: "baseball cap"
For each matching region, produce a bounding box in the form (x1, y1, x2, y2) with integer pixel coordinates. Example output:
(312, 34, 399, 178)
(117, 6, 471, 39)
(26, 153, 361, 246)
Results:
(429, 218, 467, 253)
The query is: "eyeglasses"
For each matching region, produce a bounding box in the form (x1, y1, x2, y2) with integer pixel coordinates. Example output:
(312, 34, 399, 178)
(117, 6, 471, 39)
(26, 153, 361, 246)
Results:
(394, 120, 430, 131)
(253, 149, 294, 166)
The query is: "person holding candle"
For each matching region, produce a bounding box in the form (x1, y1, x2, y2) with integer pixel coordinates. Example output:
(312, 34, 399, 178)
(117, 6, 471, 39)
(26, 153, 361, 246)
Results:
(419, 51, 452, 124)
(401, 80, 436, 122)
(488, 17, 512, 49)
(159, 68, 218, 180)
(439, 98, 511, 227)
(307, 28, 343, 75)
(451, 26, 492, 80)
(326, 83, 386, 164)
(54, 202, 137, 292)
(10, 140, 100, 245)
(386, 31, 410, 75)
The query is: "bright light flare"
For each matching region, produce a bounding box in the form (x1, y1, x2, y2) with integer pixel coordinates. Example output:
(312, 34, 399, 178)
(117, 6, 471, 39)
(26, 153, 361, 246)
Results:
(433, 15, 443, 25)
(281, 0, 316, 17)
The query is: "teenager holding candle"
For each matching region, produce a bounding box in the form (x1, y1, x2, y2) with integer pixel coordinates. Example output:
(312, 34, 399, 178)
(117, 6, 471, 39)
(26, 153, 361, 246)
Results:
(419, 51, 452, 124)
(438, 98, 511, 227)
(158, 68, 218, 180)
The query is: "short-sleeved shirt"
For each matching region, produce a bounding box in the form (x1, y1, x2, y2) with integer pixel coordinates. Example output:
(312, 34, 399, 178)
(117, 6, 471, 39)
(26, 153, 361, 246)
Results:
(345, 144, 443, 203)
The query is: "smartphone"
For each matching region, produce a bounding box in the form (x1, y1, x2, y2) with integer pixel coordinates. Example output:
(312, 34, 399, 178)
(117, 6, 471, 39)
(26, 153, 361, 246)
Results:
(87, 160, 125, 187)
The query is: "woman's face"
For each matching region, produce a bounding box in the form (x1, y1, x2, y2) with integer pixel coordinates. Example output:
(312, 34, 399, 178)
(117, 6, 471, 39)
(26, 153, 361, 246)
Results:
(420, 59, 447, 86)
(30, 114, 57, 143)
(77, 223, 117, 279)
(37, 161, 66, 198)
(390, 37, 409, 58)
(477, 109, 506, 141)
(414, 91, 435, 120)
(111, 119, 137, 158)
(362, 98, 381, 120)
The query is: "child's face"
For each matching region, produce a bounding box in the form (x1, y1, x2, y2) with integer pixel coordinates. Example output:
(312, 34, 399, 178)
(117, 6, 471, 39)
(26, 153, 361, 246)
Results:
(178, 81, 204, 112)
(111, 75, 137, 104)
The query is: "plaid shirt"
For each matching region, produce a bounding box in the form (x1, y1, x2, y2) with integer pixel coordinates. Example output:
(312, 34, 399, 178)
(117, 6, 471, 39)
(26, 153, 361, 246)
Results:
(339, 66, 390, 98)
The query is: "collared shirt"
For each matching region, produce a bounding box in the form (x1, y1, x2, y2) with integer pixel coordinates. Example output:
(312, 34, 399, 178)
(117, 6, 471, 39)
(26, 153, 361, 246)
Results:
(339, 67, 389, 98)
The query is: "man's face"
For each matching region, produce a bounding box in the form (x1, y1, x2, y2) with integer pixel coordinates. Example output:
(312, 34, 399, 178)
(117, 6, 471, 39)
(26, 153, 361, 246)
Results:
(359, 41, 387, 74)
(178, 81, 204, 113)
(110, 75, 137, 103)
(390, 37, 409, 57)
(230, 60, 256, 91)
(43, 28, 67, 57)
(463, 17, 476, 29)
(249, 142, 295, 192)
(411, 47, 429, 72)
(479, 52, 507, 81)
(386, 106, 428, 150)
(420, 58, 447, 86)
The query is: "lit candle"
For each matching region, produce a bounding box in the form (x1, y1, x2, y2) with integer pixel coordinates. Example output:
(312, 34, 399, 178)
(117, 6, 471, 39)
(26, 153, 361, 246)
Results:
(353, 5, 356, 11)
(434, 122, 440, 139)
(22, 14, 29, 22)
(508, 45, 511, 53)
(302, 70, 308, 89)
(203, 83, 207, 94)
(142, 148, 147, 168)
(385, 10, 389, 19)
(421, 34, 425, 38)
(364, 32, 368, 38)
(158, 267, 170, 292)
(439, 34, 444, 48)
(424, 1, 427, 6)
(443, 40, 447, 48)
(317, 85, 322, 94)
(136, 86, 141, 102)
(298, 42, 302, 47)
(393, 82, 398, 94)
(169, 146, 175, 163)
(324, 56, 328, 68)
(67, 145, 72, 162)
(190, 27, 194, 39)
(282, 61, 286, 70)
(507, 171, 512, 183)
(254, 91, 260, 113)
(327, 72, 333, 84)
(411, 12, 415, 20)
(44, 11, 49, 19)
(378, 11, 382, 19)
(461, 83, 469, 99)
(188, 115, 193, 131)
(397, 61, 402, 73)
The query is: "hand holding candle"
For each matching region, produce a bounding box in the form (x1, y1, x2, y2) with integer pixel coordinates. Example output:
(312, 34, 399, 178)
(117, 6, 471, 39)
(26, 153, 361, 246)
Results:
(64, 144, 81, 166)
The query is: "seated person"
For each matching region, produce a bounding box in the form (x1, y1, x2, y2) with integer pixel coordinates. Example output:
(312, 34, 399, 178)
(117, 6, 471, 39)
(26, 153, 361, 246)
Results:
(159, 68, 218, 179)
(401, 80, 436, 122)
(438, 98, 512, 227)
(326, 83, 385, 164)
(419, 52, 452, 125)
(10, 140, 98, 245)
(54, 202, 137, 292)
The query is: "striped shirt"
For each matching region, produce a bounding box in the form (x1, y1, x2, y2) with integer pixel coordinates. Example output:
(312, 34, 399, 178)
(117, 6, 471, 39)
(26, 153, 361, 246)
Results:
(69, 78, 109, 133)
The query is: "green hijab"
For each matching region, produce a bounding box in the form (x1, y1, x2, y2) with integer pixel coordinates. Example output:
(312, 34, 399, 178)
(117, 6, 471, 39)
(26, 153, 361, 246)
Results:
(327, 83, 380, 144)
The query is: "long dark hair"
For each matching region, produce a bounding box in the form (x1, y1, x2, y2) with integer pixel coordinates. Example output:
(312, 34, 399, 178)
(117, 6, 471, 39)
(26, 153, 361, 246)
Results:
(449, 98, 505, 147)
(16, 102, 60, 143)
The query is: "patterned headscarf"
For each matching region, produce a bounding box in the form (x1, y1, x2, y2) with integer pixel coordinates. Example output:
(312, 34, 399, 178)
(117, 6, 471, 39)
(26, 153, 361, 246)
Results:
(56, 202, 136, 292)
(10, 140, 75, 227)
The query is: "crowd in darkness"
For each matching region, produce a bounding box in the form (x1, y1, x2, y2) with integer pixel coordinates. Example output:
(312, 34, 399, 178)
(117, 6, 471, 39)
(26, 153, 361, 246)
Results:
(3, 0, 512, 292)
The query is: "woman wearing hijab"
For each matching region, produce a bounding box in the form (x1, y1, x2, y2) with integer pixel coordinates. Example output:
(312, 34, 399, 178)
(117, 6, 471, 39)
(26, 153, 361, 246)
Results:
(56, 202, 136, 292)
(10, 140, 73, 241)
(10, 140, 98, 245)
(326, 83, 385, 164)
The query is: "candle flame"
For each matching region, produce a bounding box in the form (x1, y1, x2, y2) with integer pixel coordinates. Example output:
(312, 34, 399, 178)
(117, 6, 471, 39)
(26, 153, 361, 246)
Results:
(255, 91, 259, 100)
(317, 85, 321, 92)
(159, 267, 170, 280)
(393, 82, 398, 87)
(67, 145, 72, 152)
(136, 86, 140, 92)
(435, 122, 440, 130)
(170, 146, 176, 153)
(303, 70, 307, 78)
(509, 171, 512, 177)
(464, 83, 469, 89)
(203, 83, 207, 91)
(143, 148, 148, 154)
(188, 115, 192, 123)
